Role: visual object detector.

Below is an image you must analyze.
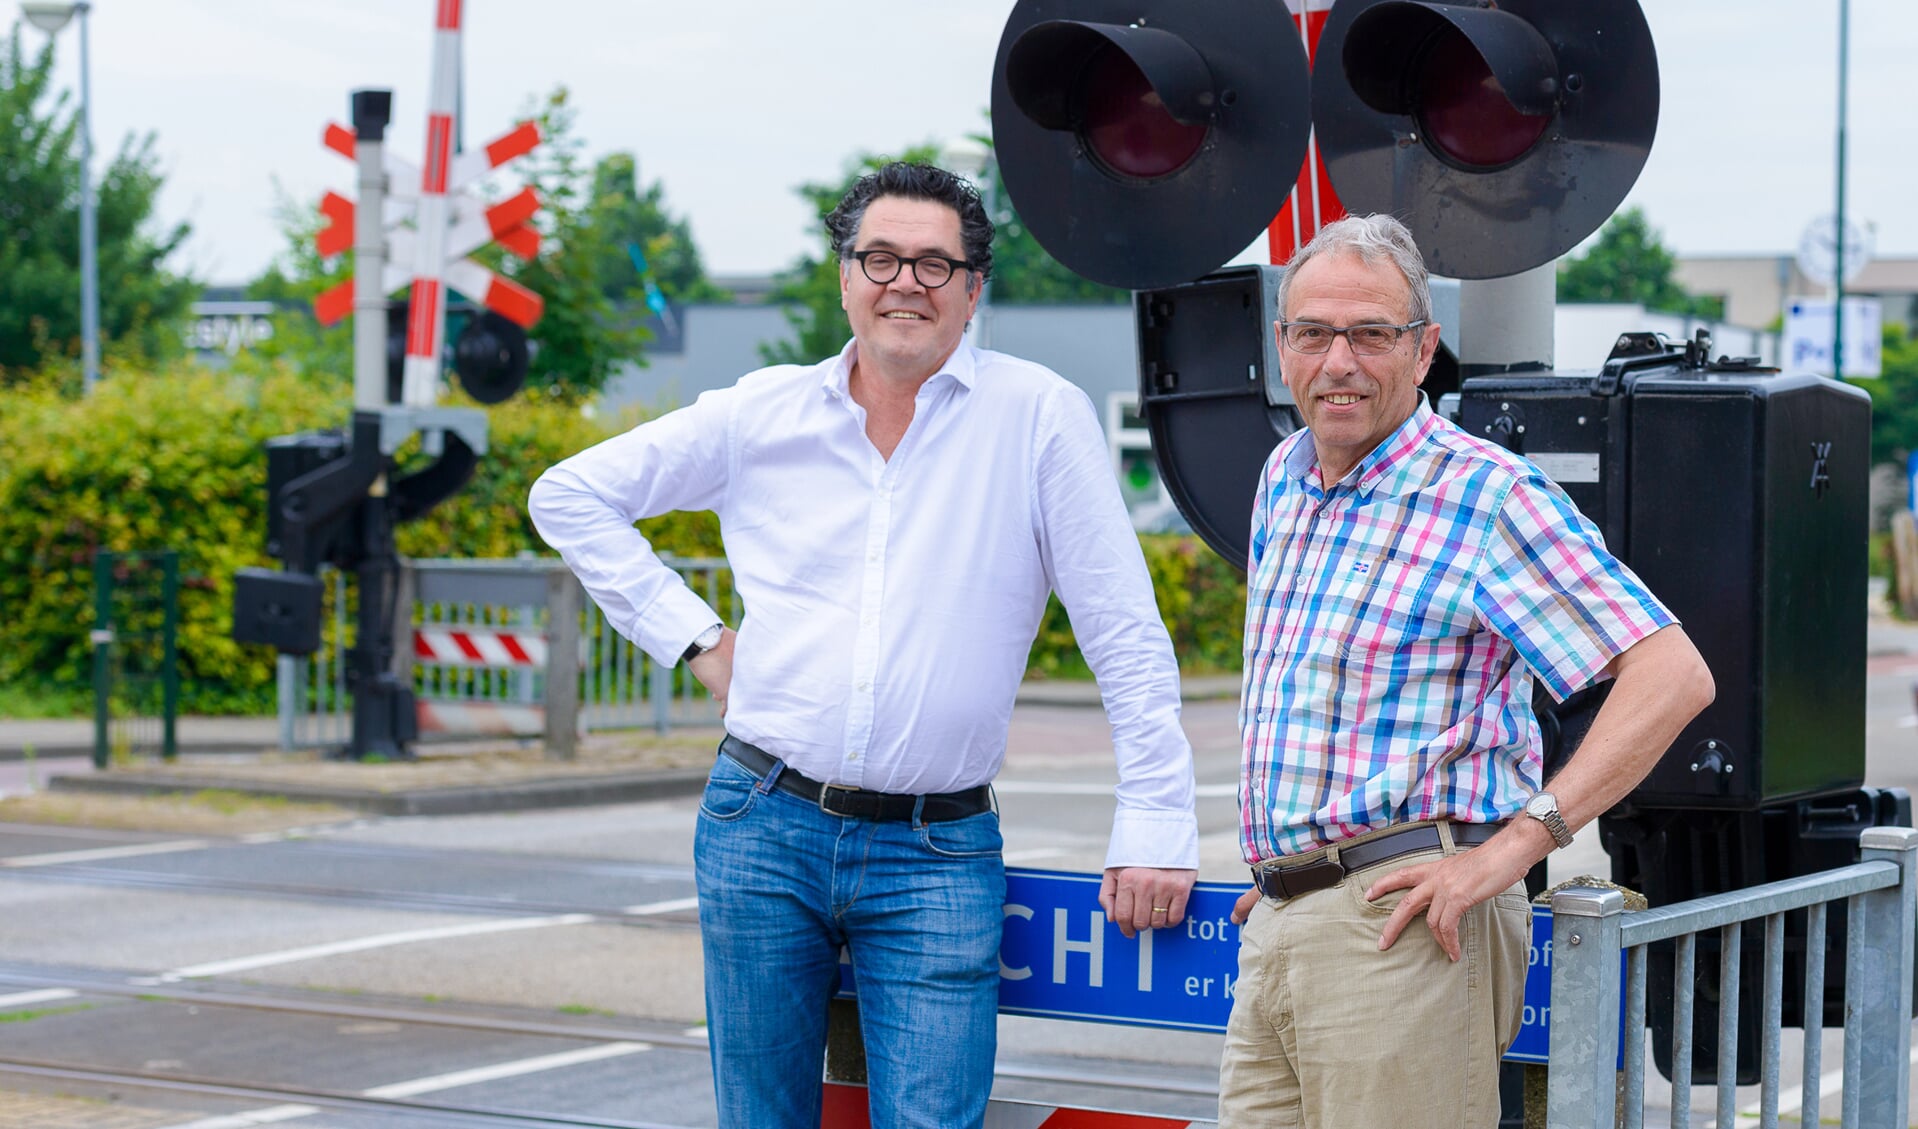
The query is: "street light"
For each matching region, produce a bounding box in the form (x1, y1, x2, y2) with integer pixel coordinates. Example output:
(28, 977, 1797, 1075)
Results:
(21, 0, 99, 395)
(939, 135, 994, 350)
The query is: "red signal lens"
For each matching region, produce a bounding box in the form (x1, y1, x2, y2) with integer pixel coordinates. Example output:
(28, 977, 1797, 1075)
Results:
(1079, 47, 1207, 181)
(1416, 27, 1552, 170)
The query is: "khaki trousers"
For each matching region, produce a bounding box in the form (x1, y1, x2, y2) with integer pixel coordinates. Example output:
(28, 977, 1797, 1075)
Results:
(1218, 829, 1531, 1129)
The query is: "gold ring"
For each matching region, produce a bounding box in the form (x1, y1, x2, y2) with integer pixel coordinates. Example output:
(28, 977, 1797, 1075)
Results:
(1151, 907, 1168, 913)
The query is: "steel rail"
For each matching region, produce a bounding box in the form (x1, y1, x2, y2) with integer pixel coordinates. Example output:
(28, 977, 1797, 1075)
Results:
(0, 1056, 686, 1129)
(0, 968, 1222, 1100)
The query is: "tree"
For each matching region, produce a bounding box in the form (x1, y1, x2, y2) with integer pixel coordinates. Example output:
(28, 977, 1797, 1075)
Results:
(248, 86, 668, 400)
(0, 25, 196, 382)
(584, 153, 728, 307)
(472, 87, 649, 399)
(1861, 326, 1918, 468)
(1558, 207, 1722, 320)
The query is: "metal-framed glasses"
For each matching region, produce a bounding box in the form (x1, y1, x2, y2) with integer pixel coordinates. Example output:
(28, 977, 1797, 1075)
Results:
(850, 250, 974, 289)
(1279, 319, 1427, 355)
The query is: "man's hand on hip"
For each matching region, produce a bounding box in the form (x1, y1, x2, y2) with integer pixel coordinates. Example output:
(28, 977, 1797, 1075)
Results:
(687, 628, 736, 716)
(1364, 825, 1544, 960)
(1100, 867, 1197, 939)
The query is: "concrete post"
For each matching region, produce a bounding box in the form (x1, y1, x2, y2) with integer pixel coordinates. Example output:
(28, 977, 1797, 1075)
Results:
(543, 567, 582, 761)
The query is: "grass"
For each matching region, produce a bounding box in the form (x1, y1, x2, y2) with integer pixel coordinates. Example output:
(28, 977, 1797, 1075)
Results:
(0, 681, 92, 719)
(0, 790, 353, 834)
(557, 1003, 617, 1017)
(0, 1003, 95, 1023)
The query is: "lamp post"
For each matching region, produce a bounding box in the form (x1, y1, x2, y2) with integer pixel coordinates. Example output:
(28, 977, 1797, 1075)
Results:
(939, 136, 994, 350)
(21, 0, 99, 395)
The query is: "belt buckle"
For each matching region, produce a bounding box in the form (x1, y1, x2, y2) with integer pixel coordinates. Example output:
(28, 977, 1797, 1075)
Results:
(817, 783, 863, 818)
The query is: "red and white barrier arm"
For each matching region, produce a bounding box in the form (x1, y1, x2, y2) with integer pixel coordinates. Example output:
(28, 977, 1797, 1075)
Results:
(398, 0, 466, 408)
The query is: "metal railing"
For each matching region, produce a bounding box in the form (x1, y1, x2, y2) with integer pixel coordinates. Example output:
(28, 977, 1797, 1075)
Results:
(277, 555, 734, 752)
(1547, 825, 1918, 1128)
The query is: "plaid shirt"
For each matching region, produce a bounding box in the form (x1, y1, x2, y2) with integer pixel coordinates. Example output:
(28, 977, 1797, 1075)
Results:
(1239, 400, 1674, 863)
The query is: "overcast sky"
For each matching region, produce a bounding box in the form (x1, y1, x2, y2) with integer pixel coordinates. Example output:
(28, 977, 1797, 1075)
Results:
(16, 0, 1918, 287)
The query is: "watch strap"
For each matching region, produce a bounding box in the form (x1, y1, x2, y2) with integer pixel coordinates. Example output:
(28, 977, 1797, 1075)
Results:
(681, 624, 723, 664)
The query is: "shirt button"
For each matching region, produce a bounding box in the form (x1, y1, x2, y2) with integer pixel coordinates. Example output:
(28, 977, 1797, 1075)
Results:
(856, 680, 871, 692)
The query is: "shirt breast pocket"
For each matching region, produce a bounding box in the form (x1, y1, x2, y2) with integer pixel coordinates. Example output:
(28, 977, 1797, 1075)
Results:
(1314, 555, 1464, 677)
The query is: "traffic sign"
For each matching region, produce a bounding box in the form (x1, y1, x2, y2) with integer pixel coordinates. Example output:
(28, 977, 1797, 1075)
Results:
(1785, 297, 1883, 378)
(832, 868, 1606, 1062)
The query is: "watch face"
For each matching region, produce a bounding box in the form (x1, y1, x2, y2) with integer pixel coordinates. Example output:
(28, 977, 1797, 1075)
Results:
(1525, 792, 1553, 818)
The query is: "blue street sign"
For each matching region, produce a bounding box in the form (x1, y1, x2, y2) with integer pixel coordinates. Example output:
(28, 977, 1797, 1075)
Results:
(832, 870, 1611, 1062)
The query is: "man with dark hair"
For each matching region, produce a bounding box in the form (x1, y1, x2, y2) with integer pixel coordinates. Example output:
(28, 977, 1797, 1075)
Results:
(1218, 213, 1714, 1127)
(529, 162, 1198, 1128)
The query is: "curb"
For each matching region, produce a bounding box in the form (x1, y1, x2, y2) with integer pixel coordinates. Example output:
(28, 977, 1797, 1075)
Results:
(46, 766, 713, 817)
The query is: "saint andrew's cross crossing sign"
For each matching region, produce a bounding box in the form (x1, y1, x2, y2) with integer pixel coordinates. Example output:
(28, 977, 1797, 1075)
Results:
(833, 870, 1596, 1065)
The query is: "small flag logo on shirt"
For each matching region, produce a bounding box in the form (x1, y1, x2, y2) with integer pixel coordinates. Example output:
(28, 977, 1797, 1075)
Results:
(1352, 562, 1371, 575)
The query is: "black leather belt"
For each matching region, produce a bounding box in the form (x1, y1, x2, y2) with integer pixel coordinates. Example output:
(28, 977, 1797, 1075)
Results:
(719, 736, 993, 824)
(1251, 822, 1503, 901)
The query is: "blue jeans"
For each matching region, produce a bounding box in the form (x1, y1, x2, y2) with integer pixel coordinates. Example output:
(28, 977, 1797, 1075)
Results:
(694, 748, 1006, 1129)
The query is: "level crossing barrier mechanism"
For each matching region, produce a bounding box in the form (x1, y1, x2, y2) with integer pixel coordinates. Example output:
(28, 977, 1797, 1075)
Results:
(278, 555, 733, 754)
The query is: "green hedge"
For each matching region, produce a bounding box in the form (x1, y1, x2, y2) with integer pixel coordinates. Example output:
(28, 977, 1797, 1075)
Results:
(0, 365, 1240, 715)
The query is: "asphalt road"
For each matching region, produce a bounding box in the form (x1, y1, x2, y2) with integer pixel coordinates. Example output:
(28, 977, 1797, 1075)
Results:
(3, 680, 1918, 1127)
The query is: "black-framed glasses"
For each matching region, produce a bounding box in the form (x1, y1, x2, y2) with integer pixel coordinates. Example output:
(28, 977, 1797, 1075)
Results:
(1279, 319, 1427, 356)
(850, 250, 974, 289)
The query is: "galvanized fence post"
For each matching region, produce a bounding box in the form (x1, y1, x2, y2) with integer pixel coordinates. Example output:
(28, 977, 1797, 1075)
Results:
(1850, 826, 1918, 1129)
(544, 566, 583, 761)
(391, 558, 416, 695)
(1547, 886, 1625, 1129)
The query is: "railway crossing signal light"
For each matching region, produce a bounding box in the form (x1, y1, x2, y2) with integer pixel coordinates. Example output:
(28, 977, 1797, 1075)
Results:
(990, 0, 1911, 1089)
(990, 0, 1312, 291)
(452, 310, 530, 404)
(1312, 0, 1660, 279)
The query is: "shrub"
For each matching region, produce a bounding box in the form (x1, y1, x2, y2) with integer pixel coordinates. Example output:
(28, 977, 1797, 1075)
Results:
(0, 367, 1240, 715)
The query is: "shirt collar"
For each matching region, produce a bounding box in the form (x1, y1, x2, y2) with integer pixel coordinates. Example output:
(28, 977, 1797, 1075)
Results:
(1283, 394, 1439, 500)
(821, 338, 978, 399)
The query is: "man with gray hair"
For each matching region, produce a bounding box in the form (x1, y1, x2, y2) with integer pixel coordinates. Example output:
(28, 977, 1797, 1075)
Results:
(1219, 213, 1714, 1127)
(529, 161, 1198, 1128)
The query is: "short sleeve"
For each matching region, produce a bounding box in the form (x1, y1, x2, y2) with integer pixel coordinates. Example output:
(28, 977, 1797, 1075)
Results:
(1472, 474, 1676, 702)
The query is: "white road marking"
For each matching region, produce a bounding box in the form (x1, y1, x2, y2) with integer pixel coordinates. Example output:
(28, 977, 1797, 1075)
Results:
(156, 1106, 321, 1128)
(362, 1040, 650, 1097)
(151, 1041, 649, 1128)
(1, 838, 211, 868)
(994, 781, 1236, 798)
(1001, 848, 1069, 864)
(622, 895, 699, 915)
(0, 988, 77, 1008)
(155, 914, 595, 982)
(1729, 1043, 1918, 1121)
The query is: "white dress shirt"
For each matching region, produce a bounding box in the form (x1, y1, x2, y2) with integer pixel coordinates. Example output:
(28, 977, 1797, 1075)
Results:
(528, 340, 1197, 870)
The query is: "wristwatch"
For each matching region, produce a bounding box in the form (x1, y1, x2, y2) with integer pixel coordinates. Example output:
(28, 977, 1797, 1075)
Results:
(680, 623, 724, 665)
(1523, 791, 1575, 850)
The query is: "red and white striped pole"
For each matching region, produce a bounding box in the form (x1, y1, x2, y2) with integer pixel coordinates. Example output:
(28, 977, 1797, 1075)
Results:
(1266, 0, 1344, 267)
(399, 0, 466, 408)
